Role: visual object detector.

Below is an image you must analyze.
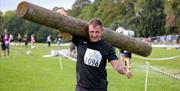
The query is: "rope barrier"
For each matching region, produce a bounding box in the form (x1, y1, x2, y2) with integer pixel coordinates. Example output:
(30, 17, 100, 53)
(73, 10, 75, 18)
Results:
(133, 55, 180, 60)
(150, 66, 180, 81)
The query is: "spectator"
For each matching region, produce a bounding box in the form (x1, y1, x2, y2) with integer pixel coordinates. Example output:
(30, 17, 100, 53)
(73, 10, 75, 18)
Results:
(47, 35, 51, 47)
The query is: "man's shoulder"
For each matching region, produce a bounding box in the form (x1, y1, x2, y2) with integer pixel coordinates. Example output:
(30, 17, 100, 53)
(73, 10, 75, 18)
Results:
(101, 39, 112, 47)
(72, 35, 88, 44)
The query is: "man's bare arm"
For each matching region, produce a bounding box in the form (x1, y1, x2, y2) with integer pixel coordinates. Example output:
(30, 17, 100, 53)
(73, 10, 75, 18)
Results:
(110, 60, 132, 79)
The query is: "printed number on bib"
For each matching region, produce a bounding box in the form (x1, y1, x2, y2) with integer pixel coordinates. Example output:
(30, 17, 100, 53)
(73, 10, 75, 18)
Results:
(84, 48, 102, 67)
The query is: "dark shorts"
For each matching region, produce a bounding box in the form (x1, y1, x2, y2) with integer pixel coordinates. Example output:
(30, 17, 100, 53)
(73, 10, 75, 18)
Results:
(25, 41, 28, 46)
(124, 53, 132, 58)
(76, 85, 107, 91)
(1, 44, 5, 50)
(121, 53, 132, 59)
(18, 39, 22, 42)
(47, 41, 51, 44)
(4, 44, 9, 49)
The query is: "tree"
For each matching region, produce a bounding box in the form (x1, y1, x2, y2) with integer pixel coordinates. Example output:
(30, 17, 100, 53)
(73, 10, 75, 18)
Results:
(170, 0, 180, 34)
(78, 2, 98, 21)
(72, 0, 91, 9)
(119, 1, 136, 30)
(69, 0, 91, 17)
(0, 11, 4, 34)
(3, 11, 17, 35)
(136, 0, 166, 37)
(0, 11, 2, 16)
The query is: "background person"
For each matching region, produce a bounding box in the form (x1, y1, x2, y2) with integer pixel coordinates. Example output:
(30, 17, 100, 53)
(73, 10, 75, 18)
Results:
(0, 34, 6, 59)
(17, 33, 22, 46)
(30, 34, 36, 49)
(69, 42, 76, 58)
(4, 33, 11, 58)
(55, 34, 62, 49)
(23, 34, 28, 47)
(116, 28, 134, 69)
(120, 49, 132, 69)
(47, 35, 51, 47)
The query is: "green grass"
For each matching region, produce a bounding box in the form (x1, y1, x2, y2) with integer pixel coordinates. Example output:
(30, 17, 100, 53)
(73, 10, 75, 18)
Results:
(0, 44, 180, 91)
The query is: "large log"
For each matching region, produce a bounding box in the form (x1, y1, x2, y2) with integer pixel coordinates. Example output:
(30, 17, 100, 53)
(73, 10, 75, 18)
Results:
(17, 1, 152, 57)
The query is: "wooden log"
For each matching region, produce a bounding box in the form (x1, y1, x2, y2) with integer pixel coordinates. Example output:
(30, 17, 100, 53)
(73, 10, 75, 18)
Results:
(17, 1, 152, 57)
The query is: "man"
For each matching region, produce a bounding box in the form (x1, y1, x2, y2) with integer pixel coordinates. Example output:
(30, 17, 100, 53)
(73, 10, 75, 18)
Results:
(58, 9, 132, 91)
(74, 18, 132, 91)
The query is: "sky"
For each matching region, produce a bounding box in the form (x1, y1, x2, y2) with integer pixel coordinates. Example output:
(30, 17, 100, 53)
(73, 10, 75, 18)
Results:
(0, 0, 89, 13)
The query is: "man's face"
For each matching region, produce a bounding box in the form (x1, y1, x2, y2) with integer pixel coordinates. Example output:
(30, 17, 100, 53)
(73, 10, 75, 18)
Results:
(88, 24, 103, 42)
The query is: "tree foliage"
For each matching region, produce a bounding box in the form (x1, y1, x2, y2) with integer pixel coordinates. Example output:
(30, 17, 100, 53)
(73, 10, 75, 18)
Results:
(170, 0, 180, 34)
(134, 0, 166, 37)
(69, 0, 91, 17)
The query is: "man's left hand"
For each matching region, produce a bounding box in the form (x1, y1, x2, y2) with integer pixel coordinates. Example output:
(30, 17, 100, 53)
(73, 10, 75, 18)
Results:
(125, 68, 132, 79)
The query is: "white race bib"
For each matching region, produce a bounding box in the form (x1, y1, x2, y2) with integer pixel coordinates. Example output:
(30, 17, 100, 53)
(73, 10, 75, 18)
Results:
(84, 48, 102, 67)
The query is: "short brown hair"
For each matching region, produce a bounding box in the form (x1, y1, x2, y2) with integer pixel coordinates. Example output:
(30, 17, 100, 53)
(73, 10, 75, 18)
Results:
(88, 18, 103, 29)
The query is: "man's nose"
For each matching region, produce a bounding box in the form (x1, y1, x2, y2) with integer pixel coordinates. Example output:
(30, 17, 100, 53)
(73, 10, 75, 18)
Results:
(92, 33, 97, 37)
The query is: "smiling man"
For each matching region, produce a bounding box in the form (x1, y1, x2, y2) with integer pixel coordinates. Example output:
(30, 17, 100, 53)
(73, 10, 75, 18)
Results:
(72, 18, 132, 91)
(57, 7, 132, 91)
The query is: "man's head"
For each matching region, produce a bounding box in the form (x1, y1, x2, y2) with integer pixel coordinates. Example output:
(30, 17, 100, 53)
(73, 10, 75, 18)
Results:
(88, 18, 103, 42)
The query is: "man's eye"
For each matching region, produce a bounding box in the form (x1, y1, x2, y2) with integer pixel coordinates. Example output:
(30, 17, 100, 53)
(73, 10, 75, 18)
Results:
(90, 31, 94, 33)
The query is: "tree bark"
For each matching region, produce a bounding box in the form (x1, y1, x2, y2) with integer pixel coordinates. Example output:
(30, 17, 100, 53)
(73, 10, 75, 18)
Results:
(17, 1, 152, 57)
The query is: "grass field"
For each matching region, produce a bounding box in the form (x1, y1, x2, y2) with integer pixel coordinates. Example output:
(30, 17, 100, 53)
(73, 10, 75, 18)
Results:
(0, 43, 180, 91)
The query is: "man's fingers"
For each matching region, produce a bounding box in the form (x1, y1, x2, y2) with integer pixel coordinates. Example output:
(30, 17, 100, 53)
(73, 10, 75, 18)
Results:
(127, 72, 132, 79)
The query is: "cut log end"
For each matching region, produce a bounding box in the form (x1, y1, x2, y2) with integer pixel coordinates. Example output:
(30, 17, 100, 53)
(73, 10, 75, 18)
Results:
(144, 46, 152, 57)
(17, 1, 29, 17)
